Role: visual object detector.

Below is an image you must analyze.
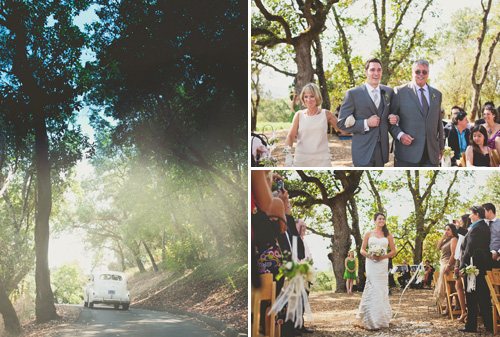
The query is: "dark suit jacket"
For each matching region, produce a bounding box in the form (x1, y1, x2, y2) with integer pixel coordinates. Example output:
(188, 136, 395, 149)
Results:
(447, 126, 470, 165)
(277, 214, 305, 260)
(460, 220, 491, 275)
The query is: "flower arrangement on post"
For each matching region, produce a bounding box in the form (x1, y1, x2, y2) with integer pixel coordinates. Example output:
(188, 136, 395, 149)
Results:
(269, 237, 314, 328)
(257, 125, 279, 166)
(462, 258, 480, 292)
(441, 146, 454, 167)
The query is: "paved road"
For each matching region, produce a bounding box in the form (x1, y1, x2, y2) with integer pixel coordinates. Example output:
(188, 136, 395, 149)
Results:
(56, 305, 223, 337)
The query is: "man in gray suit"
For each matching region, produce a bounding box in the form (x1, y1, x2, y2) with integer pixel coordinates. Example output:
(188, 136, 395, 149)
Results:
(390, 59, 444, 167)
(337, 58, 399, 167)
(483, 203, 500, 268)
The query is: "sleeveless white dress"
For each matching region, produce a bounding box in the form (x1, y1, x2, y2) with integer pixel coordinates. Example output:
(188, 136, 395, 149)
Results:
(357, 236, 392, 330)
(293, 109, 332, 167)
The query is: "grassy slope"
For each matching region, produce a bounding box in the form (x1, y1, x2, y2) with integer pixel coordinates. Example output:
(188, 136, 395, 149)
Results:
(128, 256, 247, 333)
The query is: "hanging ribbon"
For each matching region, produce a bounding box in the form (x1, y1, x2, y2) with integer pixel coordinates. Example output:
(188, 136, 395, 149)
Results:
(269, 236, 314, 328)
(393, 262, 424, 318)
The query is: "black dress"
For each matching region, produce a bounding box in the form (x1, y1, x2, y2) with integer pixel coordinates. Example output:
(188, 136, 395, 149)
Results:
(473, 150, 490, 167)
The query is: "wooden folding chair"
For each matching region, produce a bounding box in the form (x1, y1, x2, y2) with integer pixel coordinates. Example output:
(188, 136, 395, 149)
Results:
(486, 270, 500, 334)
(491, 149, 500, 167)
(251, 273, 276, 337)
(461, 152, 467, 167)
(432, 271, 438, 289)
(444, 272, 461, 320)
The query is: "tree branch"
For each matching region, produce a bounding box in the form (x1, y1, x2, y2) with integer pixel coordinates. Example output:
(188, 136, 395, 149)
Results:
(252, 58, 297, 77)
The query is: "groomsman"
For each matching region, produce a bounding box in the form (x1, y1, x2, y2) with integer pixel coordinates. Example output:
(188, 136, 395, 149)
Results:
(459, 205, 493, 333)
(390, 59, 444, 167)
(337, 58, 399, 167)
(483, 203, 500, 268)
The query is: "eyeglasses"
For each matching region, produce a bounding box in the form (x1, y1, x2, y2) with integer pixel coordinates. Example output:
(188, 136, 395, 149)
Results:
(414, 70, 428, 75)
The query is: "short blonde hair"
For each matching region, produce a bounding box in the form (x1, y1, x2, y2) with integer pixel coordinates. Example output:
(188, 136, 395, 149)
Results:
(300, 83, 322, 107)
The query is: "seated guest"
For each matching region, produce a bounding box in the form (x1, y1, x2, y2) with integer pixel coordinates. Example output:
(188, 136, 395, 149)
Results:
(422, 260, 435, 287)
(397, 259, 411, 288)
(466, 125, 493, 167)
(483, 203, 500, 268)
(447, 110, 469, 166)
(481, 105, 500, 163)
(444, 106, 465, 134)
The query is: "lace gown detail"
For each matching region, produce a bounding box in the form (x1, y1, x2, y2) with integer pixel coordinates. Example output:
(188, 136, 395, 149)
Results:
(357, 236, 392, 330)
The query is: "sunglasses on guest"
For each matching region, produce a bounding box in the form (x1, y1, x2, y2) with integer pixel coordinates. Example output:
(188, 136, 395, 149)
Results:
(414, 70, 428, 75)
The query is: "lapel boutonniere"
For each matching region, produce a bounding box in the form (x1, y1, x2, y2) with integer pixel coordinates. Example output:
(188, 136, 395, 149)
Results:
(384, 93, 389, 101)
(432, 93, 436, 101)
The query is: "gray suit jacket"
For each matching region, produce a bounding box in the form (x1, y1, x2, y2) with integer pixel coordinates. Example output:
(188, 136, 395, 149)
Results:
(337, 84, 395, 166)
(489, 218, 500, 253)
(390, 82, 444, 165)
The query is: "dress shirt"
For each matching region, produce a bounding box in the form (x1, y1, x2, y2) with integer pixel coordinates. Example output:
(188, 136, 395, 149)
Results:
(364, 83, 380, 131)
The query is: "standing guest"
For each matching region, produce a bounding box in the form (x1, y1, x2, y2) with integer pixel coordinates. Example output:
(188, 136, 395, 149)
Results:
(447, 110, 470, 166)
(391, 59, 444, 167)
(285, 83, 343, 167)
(459, 206, 493, 333)
(337, 57, 399, 167)
(481, 105, 500, 161)
(435, 224, 458, 316)
(344, 251, 357, 295)
(465, 125, 493, 167)
(397, 259, 411, 289)
(483, 203, 500, 268)
(453, 215, 470, 323)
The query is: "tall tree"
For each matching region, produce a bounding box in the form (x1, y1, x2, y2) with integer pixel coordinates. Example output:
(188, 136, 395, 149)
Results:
(0, 0, 91, 322)
(283, 170, 363, 292)
(252, 0, 340, 97)
(469, 0, 500, 121)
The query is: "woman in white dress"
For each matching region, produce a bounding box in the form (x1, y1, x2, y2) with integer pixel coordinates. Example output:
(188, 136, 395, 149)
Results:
(284, 83, 343, 167)
(357, 212, 396, 330)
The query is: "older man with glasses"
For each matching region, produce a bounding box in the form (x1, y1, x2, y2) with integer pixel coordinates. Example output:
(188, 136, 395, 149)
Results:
(390, 59, 445, 167)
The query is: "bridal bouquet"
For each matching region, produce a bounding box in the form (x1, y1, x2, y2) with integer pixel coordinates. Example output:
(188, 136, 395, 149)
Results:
(367, 245, 386, 258)
(270, 237, 314, 328)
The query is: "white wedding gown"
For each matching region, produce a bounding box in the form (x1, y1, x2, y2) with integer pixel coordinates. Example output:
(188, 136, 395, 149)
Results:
(357, 236, 392, 330)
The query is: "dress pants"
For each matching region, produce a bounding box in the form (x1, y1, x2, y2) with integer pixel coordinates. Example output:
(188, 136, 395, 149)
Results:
(464, 274, 493, 332)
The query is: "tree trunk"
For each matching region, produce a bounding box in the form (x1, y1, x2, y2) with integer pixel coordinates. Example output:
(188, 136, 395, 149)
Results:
(293, 38, 315, 96)
(129, 241, 146, 273)
(33, 107, 58, 323)
(0, 279, 21, 336)
(141, 239, 159, 272)
(329, 197, 352, 293)
(313, 36, 330, 110)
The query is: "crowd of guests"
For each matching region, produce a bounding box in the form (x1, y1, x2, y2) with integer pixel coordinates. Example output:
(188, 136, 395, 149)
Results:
(444, 103, 500, 166)
(251, 170, 314, 337)
(432, 204, 500, 333)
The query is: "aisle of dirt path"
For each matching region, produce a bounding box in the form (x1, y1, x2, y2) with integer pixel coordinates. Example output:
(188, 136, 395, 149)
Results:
(258, 129, 395, 167)
(305, 288, 491, 336)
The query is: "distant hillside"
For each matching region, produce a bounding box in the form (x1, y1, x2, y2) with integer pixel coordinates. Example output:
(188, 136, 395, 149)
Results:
(128, 256, 247, 333)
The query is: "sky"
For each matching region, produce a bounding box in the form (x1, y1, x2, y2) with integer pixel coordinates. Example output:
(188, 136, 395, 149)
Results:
(48, 6, 101, 275)
(303, 169, 495, 272)
(257, 0, 484, 99)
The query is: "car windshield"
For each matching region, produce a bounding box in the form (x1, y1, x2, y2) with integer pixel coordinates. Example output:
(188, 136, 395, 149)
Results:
(99, 274, 123, 281)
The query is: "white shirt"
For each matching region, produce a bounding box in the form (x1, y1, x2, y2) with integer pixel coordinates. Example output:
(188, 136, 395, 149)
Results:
(364, 83, 380, 131)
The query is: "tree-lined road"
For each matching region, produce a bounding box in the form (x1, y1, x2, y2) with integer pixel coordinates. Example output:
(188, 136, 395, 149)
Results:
(56, 306, 223, 337)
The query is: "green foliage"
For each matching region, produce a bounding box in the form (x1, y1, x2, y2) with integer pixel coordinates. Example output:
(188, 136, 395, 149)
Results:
(311, 270, 335, 292)
(257, 96, 291, 123)
(51, 263, 85, 304)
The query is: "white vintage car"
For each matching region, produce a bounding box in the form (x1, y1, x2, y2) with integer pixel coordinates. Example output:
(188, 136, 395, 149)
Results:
(84, 271, 131, 310)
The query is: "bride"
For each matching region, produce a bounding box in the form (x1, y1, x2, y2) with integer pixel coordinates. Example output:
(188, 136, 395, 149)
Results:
(357, 212, 396, 330)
